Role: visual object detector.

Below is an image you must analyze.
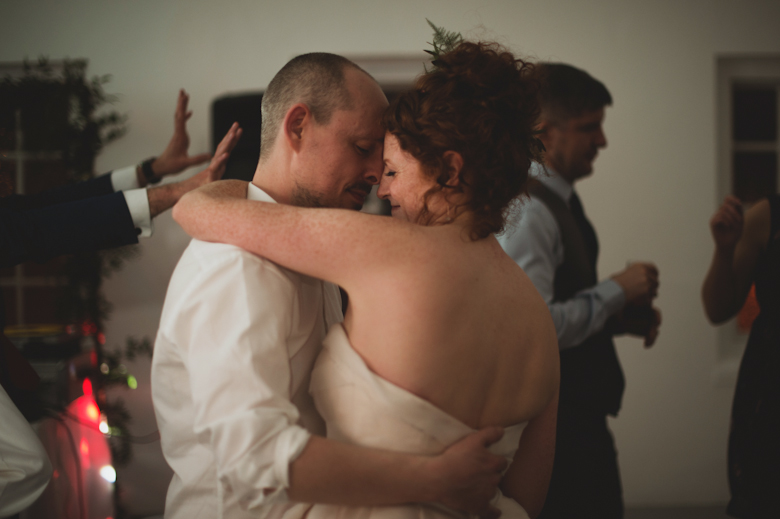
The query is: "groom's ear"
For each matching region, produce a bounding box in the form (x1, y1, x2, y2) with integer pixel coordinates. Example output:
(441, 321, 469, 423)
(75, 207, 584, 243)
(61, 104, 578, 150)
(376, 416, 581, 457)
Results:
(283, 103, 310, 152)
(442, 151, 463, 188)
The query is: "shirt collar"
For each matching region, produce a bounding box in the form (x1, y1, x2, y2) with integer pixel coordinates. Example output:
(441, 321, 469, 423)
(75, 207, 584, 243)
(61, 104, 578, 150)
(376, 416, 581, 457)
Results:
(247, 182, 278, 204)
(529, 162, 574, 205)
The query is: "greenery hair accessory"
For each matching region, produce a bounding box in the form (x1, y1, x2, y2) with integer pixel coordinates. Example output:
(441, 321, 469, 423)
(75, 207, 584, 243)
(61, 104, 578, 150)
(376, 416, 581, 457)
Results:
(424, 19, 462, 70)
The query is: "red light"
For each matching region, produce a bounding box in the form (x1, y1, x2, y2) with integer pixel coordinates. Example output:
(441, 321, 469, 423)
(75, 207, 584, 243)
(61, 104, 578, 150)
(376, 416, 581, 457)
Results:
(97, 332, 106, 345)
(90, 350, 98, 366)
(81, 320, 97, 336)
(80, 438, 89, 456)
(86, 402, 100, 423)
(82, 378, 93, 397)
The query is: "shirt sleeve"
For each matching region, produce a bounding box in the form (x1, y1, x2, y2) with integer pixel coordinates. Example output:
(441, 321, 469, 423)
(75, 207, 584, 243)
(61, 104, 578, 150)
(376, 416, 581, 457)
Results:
(0, 192, 139, 269)
(162, 249, 312, 512)
(110, 167, 153, 238)
(0, 385, 52, 517)
(121, 189, 153, 238)
(499, 197, 625, 350)
(109, 166, 140, 192)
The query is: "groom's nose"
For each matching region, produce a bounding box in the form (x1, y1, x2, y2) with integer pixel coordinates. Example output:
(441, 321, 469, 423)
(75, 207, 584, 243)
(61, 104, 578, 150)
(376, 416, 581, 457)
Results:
(363, 157, 383, 185)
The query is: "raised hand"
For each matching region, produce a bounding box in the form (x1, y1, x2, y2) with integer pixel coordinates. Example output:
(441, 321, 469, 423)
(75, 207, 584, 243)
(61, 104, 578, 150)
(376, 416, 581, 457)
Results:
(428, 426, 508, 519)
(710, 195, 744, 252)
(151, 89, 213, 178)
(189, 122, 242, 187)
(147, 123, 242, 219)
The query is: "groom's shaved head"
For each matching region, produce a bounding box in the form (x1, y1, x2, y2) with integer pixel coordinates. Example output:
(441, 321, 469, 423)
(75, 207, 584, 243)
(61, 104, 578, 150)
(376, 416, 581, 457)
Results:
(260, 53, 368, 160)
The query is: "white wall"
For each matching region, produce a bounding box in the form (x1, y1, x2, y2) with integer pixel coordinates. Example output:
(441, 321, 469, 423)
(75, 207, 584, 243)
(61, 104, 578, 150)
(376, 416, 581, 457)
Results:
(3, 0, 780, 513)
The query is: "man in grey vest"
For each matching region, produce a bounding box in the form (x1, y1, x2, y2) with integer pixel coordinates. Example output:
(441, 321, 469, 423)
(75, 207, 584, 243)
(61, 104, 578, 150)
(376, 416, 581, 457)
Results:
(498, 63, 661, 519)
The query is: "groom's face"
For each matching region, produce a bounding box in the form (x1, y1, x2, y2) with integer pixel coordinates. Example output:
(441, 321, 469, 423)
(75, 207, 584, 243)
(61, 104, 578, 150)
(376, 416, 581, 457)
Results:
(292, 68, 388, 210)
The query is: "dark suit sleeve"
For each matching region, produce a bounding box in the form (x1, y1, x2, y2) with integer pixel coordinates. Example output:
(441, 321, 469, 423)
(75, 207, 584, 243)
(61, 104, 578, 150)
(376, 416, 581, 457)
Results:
(0, 191, 139, 268)
(0, 174, 115, 211)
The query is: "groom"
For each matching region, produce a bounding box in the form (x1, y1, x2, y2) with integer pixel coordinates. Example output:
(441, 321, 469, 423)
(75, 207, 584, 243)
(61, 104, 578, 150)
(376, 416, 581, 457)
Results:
(152, 53, 507, 519)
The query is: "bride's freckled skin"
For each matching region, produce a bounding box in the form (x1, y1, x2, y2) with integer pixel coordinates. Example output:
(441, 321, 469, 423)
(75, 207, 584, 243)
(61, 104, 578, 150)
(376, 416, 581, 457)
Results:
(377, 133, 438, 224)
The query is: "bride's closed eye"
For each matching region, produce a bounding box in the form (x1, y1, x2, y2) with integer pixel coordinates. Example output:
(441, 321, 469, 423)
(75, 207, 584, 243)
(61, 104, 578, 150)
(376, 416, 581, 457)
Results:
(384, 170, 396, 177)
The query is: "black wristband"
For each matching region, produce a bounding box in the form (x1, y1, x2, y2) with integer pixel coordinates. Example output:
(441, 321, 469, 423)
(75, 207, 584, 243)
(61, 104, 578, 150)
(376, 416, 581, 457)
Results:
(140, 157, 162, 185)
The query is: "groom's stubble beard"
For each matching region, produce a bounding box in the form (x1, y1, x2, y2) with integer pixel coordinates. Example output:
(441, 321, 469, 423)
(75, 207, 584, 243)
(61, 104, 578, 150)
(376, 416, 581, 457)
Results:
(290, 180, 372, 210)
(291, 183, 328, 208)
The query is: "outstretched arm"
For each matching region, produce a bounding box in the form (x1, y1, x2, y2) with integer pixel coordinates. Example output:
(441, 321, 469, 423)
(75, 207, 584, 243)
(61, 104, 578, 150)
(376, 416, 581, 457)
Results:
(702, 196, 770, 324)
(173, 179, 424, 291)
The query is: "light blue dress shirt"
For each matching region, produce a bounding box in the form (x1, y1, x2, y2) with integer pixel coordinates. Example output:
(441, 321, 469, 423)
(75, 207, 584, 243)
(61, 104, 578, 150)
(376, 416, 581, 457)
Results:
(498, 163, 625, 350)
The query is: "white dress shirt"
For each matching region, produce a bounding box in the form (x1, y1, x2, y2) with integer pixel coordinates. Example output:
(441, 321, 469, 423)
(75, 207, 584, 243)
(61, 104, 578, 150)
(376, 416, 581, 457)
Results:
(498, 163, 625, 350)
(110, 166, 153, 237)
(0, 385, 52, 517)
(152, 184, 343, 519)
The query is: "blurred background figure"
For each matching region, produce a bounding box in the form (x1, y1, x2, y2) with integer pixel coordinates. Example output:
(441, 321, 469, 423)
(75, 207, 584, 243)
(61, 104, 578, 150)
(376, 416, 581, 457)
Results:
(499, 63, 661, 519)
(702, 194, 780, 519)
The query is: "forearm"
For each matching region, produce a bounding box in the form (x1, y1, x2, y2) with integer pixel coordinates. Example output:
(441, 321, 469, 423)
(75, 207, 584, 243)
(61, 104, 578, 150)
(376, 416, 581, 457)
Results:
(288, 435, 436, 506)
(147, 177, 199, 218)
(702, 247, 740, 324)
(550, 280, 625, 349)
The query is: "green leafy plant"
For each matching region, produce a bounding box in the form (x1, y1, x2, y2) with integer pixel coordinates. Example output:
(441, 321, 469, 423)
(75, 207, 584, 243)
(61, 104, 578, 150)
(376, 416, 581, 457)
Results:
(424, 19, 463, 70)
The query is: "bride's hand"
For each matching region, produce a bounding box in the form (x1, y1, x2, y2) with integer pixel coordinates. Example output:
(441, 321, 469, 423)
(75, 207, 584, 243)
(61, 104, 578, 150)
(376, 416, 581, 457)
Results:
(427, 426, 507, 519)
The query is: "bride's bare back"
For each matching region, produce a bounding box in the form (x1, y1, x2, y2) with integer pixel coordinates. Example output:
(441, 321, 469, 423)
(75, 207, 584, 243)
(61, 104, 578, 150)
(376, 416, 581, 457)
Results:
(344, 225, 558, 430)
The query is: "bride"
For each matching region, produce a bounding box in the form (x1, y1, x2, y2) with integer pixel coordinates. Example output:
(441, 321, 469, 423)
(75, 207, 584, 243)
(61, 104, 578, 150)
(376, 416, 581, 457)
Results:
(174, 41, 559, 519)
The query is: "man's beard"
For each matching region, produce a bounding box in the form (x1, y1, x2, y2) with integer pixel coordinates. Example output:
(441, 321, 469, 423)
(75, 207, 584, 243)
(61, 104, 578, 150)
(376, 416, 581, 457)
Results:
(290, 181, 372, 210)
(291, 184, 328, 208)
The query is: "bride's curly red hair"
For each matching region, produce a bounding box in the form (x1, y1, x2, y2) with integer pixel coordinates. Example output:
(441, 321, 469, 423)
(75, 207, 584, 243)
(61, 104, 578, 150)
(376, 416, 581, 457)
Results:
(384, 41, 542, 239)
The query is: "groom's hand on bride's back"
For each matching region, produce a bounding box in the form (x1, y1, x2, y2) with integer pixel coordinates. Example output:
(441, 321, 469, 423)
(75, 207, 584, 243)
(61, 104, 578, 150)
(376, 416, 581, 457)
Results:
(430, 426, 507, 519)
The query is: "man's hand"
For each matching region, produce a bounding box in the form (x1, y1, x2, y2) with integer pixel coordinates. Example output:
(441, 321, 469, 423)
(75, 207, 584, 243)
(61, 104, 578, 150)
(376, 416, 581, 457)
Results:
(612, 304, 662, 348)
(149, 89, 212, 179)
(426, 427, 508, 519)
(710, 195, 744, 253)
(611, 262, 659, 305)
(185, 122, 242, 189)
(147, 123, 241, 218)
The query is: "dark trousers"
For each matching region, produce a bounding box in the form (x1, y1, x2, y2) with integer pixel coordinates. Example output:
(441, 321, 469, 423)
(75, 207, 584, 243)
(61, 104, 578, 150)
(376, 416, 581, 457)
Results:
(538, 410, 623, 519)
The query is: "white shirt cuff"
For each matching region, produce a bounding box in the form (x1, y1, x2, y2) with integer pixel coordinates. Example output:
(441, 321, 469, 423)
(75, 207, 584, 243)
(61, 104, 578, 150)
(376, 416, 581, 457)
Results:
(122, 189, 153, 238)
(597, 279, 627, 315)
(110, 166, 140, 192)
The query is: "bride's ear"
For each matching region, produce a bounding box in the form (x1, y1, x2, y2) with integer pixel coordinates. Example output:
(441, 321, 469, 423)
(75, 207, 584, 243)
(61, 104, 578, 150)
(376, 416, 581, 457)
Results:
(442, 151, 463, 188)
(283, 103, 310, 152)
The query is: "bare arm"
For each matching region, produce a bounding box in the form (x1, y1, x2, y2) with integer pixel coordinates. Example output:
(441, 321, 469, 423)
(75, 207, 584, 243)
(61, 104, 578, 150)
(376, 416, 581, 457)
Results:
(290, 428, 507, 517)
(173, 179, 424, 291)
(499, 390, 558, 519)
(702, 196, 770, 324)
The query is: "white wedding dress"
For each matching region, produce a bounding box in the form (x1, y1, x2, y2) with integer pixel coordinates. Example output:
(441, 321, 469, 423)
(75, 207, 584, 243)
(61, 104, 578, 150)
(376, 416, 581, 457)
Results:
(283, 323, 530, 519)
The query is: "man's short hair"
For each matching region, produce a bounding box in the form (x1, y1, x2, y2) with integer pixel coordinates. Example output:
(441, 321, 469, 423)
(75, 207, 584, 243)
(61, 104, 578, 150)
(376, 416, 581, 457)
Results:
(260, 53, 363, 159)
(537, 63, 612, 124)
